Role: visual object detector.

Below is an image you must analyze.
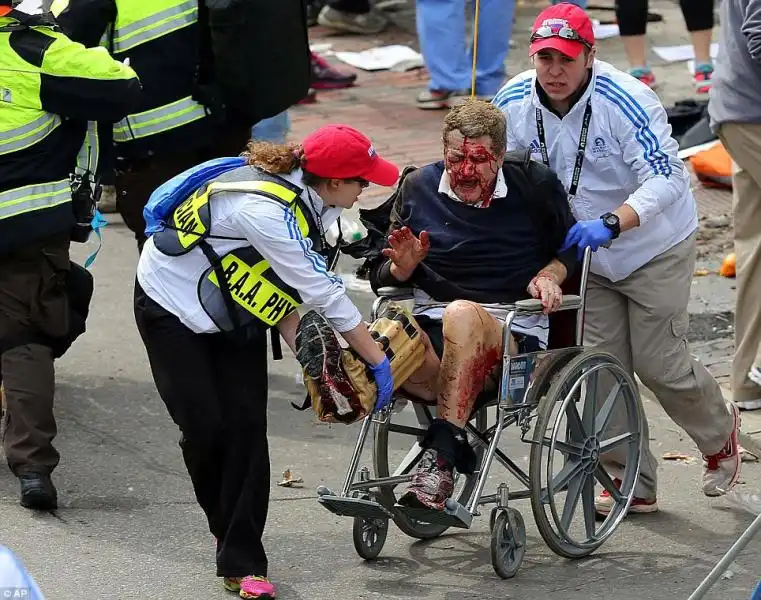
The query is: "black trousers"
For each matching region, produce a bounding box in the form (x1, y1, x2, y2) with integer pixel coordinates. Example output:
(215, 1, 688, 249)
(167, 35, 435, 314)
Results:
(327, 0, 370, 13)
(615, 0, 714, 36)
(133, 282, 271, 578)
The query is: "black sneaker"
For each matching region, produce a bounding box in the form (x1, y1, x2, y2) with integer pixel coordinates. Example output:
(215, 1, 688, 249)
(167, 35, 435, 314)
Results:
(295, 311, 359, 421)
(19, 471, 58, 510)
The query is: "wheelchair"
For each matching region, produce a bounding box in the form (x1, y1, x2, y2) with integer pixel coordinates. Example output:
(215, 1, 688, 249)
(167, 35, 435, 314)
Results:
(315, 249, 645, 579)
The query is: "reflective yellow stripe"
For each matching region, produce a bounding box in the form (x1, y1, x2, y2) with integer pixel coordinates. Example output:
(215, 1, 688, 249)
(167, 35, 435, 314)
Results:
(113, 96, 208, 142)
(112, 0, 197, 53)
(209, 180, 308, 234)
(291, 205, 310, 238)
(0, 114, 61, 155)
(207, 254, 300, 327)
(172, 185, 210, 249)
(75, 121, 100, 176)
(0, 180, 71, 220)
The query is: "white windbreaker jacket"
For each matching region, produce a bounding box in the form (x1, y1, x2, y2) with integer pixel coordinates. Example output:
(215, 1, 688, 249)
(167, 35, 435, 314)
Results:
(493, 59, 698, 282)
(137, 168, 362, 335)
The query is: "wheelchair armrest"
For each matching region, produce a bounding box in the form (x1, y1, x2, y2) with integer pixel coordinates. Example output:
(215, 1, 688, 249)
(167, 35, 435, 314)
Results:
(376, 286, 415, 299)
(514, 294, 583, 314)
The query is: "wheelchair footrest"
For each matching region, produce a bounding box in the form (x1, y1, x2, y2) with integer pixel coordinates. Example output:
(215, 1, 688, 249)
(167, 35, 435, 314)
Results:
(318, 496, 393, 520)
(394, 499, 473, 529)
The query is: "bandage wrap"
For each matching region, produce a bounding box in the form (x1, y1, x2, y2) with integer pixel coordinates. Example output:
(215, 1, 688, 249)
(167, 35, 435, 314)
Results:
(304, 303, 427, 424)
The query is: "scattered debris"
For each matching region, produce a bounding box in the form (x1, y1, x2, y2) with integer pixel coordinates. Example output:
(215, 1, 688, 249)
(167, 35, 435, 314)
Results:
(720, 253, 736, 278)
(740, 445, 759, 463)
(277, 469, 304, 488)
(335, 45, 424, 72)
(695, 213, 733, 260)
(662, 451, 695, 463)
(694, 268, 711, 277)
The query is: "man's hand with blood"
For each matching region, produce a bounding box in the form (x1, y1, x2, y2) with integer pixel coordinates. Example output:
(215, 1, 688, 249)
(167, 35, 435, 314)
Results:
(383, 226, 430, 281)
(527, 273, 563, 314)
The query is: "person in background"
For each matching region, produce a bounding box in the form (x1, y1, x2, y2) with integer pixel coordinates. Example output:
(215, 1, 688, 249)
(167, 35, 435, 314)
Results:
(415, 0, 514, 109)
(496, 2, 741, 516)
(317, 0, 387, 34)
(0, 0, 140, 511)
(709, 0, 761, 411)
(615, 0, 715, 93)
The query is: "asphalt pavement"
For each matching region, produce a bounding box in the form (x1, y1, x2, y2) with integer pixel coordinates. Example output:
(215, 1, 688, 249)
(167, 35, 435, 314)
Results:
(2, 2, 760, 597)
(0, 219, 759, 600)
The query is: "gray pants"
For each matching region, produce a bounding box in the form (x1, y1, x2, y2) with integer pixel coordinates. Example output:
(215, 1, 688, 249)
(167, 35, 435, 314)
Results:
(584, 231, 732, 499)
(718, 124, 761, 406)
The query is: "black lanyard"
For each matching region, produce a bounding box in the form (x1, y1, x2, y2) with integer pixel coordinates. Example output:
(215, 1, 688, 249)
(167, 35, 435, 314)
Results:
(535, 99, 592, 198)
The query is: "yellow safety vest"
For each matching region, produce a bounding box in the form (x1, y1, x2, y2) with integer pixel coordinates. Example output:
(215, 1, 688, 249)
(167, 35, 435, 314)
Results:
(153, 170, 323, 333)
(0, 13, 132, 252)
(85, 0, 208, 143)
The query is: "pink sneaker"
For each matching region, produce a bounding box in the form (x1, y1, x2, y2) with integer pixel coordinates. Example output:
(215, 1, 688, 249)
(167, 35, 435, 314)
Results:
(240, 576, 277, 599)
(222, 576, 277, 599)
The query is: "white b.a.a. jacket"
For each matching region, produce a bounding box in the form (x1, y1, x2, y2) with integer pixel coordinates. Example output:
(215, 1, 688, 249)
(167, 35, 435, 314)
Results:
(493, 59, 698, 282)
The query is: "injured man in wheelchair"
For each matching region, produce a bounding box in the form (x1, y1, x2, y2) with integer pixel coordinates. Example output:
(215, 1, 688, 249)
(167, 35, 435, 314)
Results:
(298, 99, 578, 511)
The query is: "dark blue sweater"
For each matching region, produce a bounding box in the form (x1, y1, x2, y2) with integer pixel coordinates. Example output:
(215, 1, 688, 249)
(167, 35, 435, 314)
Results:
(371, 159, 576, 304)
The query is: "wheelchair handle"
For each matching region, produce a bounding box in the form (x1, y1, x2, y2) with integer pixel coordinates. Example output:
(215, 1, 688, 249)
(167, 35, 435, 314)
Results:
(513, 294, 583, 315)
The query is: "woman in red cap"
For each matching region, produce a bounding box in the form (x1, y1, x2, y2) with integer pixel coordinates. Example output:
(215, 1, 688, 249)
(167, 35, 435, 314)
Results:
(133, 124, 399, 599)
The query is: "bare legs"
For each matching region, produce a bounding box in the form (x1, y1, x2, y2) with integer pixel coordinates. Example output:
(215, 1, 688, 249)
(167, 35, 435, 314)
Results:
(402, 300, 516, 426)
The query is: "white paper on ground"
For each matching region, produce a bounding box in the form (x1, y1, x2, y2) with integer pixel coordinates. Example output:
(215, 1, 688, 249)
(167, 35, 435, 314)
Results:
(335, 45, 424, 71)
(310, 43, 333, 54)
(16, 0, 43, 13)
(653, 42, 719, 63)
(593, 20, 620, 40)
(677, 139, 720, 160)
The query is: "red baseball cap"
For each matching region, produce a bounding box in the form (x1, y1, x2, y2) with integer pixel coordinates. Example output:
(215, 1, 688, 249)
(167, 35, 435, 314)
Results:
(302, 124, 399, 187)
(529, 3, 595, 59)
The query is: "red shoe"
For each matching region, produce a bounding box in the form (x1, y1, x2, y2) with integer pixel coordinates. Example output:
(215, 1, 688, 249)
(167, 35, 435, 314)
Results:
(629, 67, 657, 89)
(311, 52, 357, 90)
(702, 402, 741, 496)
(297, 88, 317, 104)
(594, 478, 658, 516)
(693, 63, 714, 94)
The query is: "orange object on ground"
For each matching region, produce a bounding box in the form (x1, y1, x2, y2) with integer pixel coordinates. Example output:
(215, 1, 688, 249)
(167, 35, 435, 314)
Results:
(689, 142, 734, 189)
(720, 253, 736, 277)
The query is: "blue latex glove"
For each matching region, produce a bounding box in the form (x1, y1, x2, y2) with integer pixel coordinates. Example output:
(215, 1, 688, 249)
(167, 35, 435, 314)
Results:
(560, 219, 613, 259)
(370, 356, 393, 412)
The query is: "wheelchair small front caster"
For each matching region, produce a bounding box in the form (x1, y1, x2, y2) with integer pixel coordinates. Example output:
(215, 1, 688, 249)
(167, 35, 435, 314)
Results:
(352, 515, 388, 560)
(490, 507, 526, 579)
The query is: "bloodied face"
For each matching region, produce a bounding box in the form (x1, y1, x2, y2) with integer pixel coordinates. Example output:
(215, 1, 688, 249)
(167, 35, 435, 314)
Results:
(443, 131, 501, 206)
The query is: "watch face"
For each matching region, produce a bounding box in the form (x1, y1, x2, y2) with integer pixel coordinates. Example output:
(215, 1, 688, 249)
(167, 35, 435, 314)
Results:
(605, 214, 618, 227)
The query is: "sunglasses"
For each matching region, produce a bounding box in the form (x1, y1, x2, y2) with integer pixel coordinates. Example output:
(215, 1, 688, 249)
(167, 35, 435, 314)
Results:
(531, 24, 592, 49)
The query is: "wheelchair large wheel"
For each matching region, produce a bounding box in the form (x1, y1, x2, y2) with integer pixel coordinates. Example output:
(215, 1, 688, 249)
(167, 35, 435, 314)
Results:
(374, 403, 488, 539)
(529, 350, 643, 558)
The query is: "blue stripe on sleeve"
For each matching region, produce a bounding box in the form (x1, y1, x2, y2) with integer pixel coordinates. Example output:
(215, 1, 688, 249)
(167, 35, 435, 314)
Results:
(594, 76, 672, 177)
(281, 208, 341, 285)
(492, 78, 532, 109)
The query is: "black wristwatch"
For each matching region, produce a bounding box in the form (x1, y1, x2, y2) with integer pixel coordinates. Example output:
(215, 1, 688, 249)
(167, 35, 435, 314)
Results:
(600, 212, 621, 239)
